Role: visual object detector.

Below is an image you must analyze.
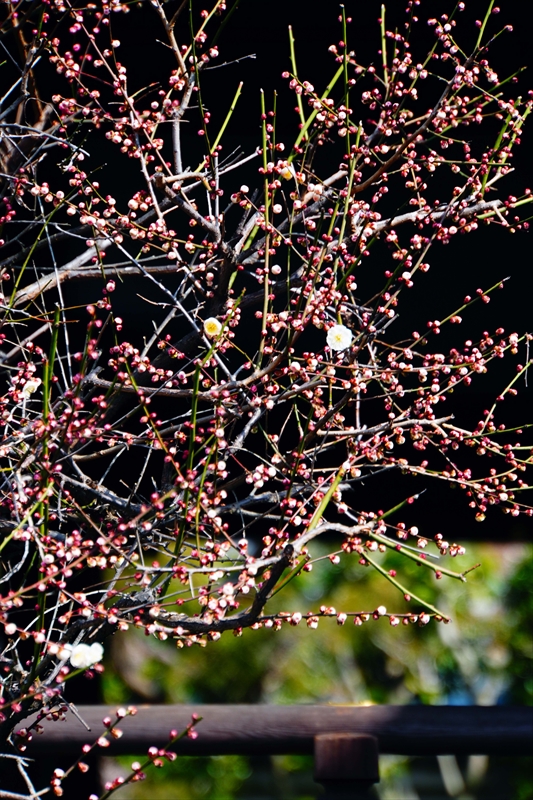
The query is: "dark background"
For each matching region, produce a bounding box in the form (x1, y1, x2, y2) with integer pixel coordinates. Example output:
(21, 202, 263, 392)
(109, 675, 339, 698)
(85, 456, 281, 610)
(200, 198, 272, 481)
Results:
(104, 0, 533, 541)
(107, 0, 533, 364)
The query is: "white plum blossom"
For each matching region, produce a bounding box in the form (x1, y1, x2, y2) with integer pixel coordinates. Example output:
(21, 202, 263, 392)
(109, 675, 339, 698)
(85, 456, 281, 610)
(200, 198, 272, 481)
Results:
(279, 162, 296, 181)
(203, 317, 222, 338)
(326, 324, 353, 351)
(21, 378, 41, 399)
(68, 642, 104, 669)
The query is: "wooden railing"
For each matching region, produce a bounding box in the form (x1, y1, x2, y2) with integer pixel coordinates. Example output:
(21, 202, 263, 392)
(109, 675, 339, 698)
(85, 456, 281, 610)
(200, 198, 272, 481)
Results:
(26, 704, 532, 799)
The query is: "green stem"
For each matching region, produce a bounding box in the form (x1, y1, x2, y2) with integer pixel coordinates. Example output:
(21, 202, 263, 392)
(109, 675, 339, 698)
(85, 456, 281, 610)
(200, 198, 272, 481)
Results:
(380, 4, 389, 90)
(368, 529, 466, 582)
(290, 62, 345, 157)
(307, 466, 346, 532)
(475, 0, 496, 51)
(289, 26, 306, 127)
(363, 551, 450, 620)
(197, 80, 243, 170)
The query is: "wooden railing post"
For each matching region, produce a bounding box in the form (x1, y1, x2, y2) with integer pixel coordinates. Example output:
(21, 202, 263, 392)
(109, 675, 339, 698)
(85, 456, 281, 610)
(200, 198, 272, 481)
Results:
(314, 733, 380, 798)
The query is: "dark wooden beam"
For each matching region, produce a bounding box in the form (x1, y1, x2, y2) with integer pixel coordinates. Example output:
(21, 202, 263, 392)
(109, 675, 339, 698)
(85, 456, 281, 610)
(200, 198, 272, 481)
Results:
(25, 705, 533, 757)
(314, 734, 380, 799)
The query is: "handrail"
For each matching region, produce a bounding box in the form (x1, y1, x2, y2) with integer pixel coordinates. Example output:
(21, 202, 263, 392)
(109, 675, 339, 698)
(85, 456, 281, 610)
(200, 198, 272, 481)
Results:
(26, 704, 532, 756)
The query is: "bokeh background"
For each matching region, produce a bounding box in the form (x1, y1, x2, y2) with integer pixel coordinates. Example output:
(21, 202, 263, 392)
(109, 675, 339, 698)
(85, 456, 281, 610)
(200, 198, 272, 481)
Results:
(98, 541, 532, 799)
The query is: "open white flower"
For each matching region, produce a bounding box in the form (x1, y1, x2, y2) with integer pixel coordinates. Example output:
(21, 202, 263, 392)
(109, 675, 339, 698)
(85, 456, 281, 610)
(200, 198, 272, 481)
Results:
(203, 317, 222, 338)
(21, 378, 41, 399)
(279, 162, 296, 181)
(326, 324, 353, 352)
(69, 642, 104, 669)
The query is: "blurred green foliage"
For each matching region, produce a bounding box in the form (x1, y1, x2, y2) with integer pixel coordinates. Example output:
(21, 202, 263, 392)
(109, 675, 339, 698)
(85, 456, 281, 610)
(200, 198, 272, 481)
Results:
(100, 542, 532, 799)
